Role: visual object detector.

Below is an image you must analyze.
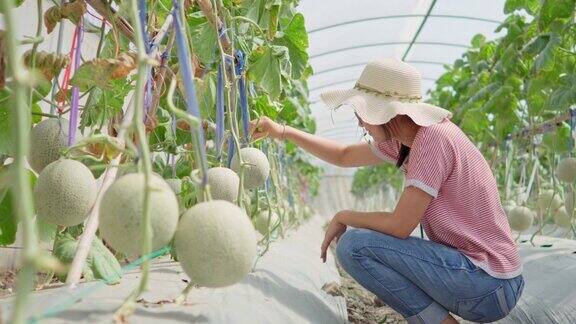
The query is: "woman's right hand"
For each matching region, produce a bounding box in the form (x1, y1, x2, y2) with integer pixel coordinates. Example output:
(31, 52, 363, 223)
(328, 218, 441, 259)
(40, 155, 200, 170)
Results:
(249, 116, 285, 141)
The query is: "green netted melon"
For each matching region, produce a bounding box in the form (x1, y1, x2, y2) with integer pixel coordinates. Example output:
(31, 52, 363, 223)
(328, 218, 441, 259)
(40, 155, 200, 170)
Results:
(29, 118, 80, 173)
(556, 157, 576, 183)
(553, 207, 573, 228)
(536, 189, 563, 214)
(508, 206, 535, 232)
(175, 200, 257, 287)
(253, 210, 279, 235)
(34, 159, 97, 226)
(206, 167, 239, 202)
(99, 173, 179, 256)
(231, 147, 270, 190)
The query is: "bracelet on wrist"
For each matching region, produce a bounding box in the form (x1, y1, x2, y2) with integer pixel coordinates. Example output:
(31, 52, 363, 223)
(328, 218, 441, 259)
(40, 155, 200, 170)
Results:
(281, 124, 287, 141)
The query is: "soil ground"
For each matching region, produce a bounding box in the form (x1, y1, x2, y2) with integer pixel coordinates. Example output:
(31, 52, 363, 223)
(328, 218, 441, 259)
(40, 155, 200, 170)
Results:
(326, 245, 406, 324)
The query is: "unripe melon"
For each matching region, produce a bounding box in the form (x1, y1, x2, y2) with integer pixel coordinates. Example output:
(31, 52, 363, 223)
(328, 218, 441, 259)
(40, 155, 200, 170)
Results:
(99, 173, 179, 256)
(231, 147, 270, 190)
(175, 200, 257, 287)
(553, 207, 573, 228)
(206, 167, 239, 202)
(556, 157, 576, 183)
(34, 159, 97, 226)
(29, 118, 80, 173)
(508, 206, 535, 232)
(253, 210, 279, 235)
(502, 203, 516, 218)
(536, 190, 563, 213)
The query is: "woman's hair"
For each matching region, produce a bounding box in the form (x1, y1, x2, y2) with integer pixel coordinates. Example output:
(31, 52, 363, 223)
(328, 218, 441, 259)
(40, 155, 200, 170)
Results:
(396, 144, 410, 168)
(379, 121, 411, 168)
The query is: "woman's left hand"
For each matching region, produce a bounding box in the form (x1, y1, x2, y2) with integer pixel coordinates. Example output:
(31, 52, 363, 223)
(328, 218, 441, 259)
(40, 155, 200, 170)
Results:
(321, 212, 348, 263)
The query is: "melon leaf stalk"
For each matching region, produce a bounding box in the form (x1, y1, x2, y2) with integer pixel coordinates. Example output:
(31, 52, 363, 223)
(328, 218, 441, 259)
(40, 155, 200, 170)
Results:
(1, 1, 41, 323)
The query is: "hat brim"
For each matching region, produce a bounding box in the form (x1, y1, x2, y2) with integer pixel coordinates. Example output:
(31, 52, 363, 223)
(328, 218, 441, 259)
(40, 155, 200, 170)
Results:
(320, 88, 452, 127)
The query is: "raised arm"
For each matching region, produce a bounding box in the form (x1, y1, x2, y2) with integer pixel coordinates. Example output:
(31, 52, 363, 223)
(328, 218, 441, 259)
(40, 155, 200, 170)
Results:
(249, 117, 384, 167)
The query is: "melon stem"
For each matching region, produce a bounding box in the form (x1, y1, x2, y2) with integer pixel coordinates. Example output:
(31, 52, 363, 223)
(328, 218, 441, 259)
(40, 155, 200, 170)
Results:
(1, 1, 41, 322)
(175, 282, 195, 305)
(113, 0, 155, 319)
(166, 78, 212, 202)
(211, 1, 246, 210)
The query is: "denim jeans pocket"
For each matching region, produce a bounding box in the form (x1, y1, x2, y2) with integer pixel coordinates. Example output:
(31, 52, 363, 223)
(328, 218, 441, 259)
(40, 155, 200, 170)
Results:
(456, 285, 509, 323)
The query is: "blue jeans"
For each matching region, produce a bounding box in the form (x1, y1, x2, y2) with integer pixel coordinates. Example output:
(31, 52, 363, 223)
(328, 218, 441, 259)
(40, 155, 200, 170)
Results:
(336, 228, 524, 324)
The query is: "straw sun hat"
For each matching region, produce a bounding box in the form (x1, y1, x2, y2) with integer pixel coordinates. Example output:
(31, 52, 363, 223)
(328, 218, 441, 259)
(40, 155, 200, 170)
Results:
(320, 58, 452, 126)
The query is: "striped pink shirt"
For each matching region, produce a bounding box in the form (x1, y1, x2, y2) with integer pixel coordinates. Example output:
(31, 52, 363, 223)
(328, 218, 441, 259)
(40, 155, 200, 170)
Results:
(368, 119, 522, 279)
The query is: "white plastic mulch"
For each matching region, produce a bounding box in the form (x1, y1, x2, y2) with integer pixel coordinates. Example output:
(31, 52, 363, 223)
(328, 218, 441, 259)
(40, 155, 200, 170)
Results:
(0, 215, 348, 324)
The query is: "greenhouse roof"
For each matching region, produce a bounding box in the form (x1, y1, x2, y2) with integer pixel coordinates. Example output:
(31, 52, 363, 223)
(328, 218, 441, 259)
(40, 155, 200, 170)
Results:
(299, 0, 507, 154)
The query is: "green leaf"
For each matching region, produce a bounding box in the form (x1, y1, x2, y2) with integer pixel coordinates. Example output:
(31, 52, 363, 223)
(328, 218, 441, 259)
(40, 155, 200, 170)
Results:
(504, 0, 539, 15)
(278, 97, 298, 120)
(542, 122, 571, 153)
(192, 23, 219, 65)
(90, 237, 122, 284)
(0, 190, 17, 246)
(539, 0, 575, 30)
(0, 103, 12, 156)
(521, 34, 550, 56)
(532, 32, 560, 74)
(80, 79, 131, 130)
(461, 82, 501, 110)
(253, 95, 281, 119)
(196, 71, 217, 120)
(547, 74, 576, 110)
(54, 233, 122, 283)
(471, 34, 486, 48)
(248, 46, 289, 99)
(275, 13, 309, 79)
(53, 233, 94, 281)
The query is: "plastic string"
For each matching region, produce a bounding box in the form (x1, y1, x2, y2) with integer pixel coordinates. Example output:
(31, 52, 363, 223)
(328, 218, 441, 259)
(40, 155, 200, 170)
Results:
(67, 20, 84, 146)
(216, 64, 225, 160)
(234, 50, 250, 145)
(27, 246, 170, 323)
(172, 0, 208, 185)
(57, 23, 79, 114)
(137, 0, 153, 118)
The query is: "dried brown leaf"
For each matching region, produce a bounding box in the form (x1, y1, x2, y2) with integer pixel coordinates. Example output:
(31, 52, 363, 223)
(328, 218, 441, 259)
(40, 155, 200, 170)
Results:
(44, 0, 87, 34)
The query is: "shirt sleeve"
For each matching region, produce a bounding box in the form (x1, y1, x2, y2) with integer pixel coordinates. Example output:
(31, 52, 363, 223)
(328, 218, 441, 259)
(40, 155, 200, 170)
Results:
(367, 138, 402, 164)
(405, 129, 454, 198)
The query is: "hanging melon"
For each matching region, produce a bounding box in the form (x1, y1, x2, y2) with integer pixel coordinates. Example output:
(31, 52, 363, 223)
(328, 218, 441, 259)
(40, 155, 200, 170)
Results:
(29, 118, 80, 173)
(34, 159, 97, 226)
(206, 167, 240, 202)
(175, 200, 257, 287)
(231, 147, 270, 190)
(553, 207, 573, 228)
(99, 173, 179, 256)
(536, 189, 563, 214)
(556, 157, 576, 183)
(253, 210, 280, 236)
(508, 206, 535, 232)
